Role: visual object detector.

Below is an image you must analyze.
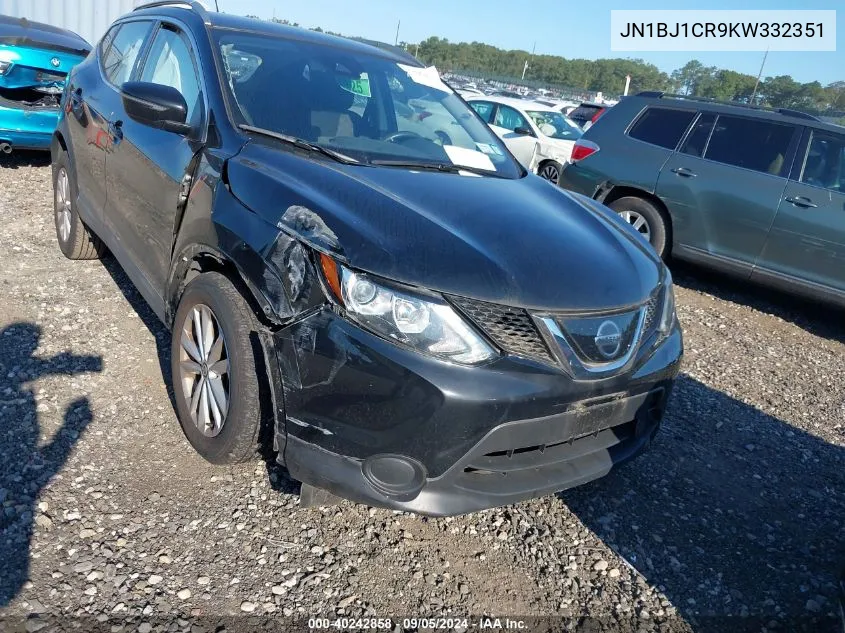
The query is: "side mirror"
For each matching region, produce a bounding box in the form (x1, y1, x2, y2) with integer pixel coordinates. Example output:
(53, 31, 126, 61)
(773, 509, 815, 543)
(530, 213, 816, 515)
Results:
(514, 126, 534, 137)
(121, 81, 191, 135)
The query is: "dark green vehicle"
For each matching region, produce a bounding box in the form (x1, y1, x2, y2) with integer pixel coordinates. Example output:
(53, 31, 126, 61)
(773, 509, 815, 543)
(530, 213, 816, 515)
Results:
(560, 92, 845, 307)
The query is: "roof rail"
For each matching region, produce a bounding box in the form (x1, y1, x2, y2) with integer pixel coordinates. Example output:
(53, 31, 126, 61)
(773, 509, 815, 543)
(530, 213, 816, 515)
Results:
(133, 0, 214, 24)
(634, 91, 820, 122)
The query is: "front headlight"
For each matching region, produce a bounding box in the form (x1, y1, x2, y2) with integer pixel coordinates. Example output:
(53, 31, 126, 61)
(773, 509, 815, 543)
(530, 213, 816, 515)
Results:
(319, 255, 496, 365)
(657, 271, 676, 335)
(0, 61, 11, 75)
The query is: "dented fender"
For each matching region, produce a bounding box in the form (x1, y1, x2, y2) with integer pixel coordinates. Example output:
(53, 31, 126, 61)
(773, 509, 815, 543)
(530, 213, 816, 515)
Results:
(166, 165, 328, 328)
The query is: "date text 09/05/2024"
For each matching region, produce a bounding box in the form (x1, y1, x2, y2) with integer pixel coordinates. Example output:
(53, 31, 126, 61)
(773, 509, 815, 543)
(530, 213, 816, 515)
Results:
(308, 617, 529, 630)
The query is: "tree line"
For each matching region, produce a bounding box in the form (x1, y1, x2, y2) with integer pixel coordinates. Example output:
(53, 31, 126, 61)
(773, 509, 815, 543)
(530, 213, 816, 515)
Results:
(413, 37, 844, 113)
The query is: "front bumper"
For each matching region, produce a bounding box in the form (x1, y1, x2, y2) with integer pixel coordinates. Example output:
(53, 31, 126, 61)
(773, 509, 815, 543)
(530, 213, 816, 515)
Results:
(276, 307, 682, 516)
(0, 99, 59, 150)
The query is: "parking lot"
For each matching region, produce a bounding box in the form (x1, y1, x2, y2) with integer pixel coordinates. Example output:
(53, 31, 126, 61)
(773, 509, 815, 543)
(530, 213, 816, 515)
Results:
(0, 152, 843, 631)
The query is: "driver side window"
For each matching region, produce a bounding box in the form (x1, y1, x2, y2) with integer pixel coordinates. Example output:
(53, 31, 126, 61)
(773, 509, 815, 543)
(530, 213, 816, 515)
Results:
(140, 25, 203, 127)
(800, 132, 845, 191)
(494, 105, 530, 133)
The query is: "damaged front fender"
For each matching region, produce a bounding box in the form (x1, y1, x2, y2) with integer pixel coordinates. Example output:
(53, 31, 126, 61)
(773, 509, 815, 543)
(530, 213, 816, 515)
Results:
(167, 174, 329, 328)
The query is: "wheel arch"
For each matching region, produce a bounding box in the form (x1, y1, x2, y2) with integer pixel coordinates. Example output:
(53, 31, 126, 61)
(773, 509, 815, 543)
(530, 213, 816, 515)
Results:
(166, 243, 282, 330)
(600, 186, 674, 257)
(167, 244, 290, 458)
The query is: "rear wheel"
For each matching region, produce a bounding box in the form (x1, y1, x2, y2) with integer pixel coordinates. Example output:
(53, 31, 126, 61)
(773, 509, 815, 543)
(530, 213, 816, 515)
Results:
(537, 161, 562, 185)
(608, 196, 670, 259)
(171, 272, 268, 465)
(53, 151, 103, 260)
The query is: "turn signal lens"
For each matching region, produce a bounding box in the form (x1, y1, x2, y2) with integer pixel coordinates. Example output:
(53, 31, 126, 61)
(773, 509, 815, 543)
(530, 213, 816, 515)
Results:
(319, 253, 342, 303)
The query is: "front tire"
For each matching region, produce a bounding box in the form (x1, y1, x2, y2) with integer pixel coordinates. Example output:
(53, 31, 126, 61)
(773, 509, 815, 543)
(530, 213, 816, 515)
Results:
(171, 272, 267, 465)
(608, 196, 670, 259)
(52, 151, 103, 260)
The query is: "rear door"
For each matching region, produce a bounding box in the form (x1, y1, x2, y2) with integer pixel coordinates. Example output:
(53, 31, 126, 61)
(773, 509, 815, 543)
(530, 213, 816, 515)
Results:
(105, 19, 206, 300)
(755, 128, 845, 296)
(656, 113, 799, 269)
(488, 104, 537, 169)
(65, 20, 152, 223)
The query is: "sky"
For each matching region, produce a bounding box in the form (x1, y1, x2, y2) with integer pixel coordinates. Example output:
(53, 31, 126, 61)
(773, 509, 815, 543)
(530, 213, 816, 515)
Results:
(216, 0, 843, 86)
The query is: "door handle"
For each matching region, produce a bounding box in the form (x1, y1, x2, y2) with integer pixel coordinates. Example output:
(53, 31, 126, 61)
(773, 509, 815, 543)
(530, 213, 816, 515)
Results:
(671, 167, 697, 178)
(784, 195, 818, 209)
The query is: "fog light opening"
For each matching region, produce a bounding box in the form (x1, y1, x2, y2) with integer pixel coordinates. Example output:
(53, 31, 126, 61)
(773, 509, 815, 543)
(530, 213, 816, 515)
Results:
(362, 454, 427, 502)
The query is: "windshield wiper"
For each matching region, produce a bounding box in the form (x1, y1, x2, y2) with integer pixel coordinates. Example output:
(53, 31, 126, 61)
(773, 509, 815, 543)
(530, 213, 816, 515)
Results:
(239, 124, 359, 165)
(370, 159, 508, 178)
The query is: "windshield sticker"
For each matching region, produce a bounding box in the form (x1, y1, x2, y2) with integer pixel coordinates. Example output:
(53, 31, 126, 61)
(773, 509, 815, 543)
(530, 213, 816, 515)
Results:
(443, 145, 496, 171)
(338, 75, 372, 98)
(397, 64, 452, 94)
(475, 143, 503, 156)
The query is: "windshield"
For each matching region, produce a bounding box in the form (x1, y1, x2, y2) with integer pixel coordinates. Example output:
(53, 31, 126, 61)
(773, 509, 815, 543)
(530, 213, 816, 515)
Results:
(214, 30, 521, 178)
(525, 110, 583, 141)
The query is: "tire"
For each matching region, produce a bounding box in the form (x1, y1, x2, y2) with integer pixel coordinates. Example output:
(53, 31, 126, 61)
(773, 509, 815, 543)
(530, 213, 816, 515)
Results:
(171, 271, 268, 465)
(52, 150, 103, 260)
(608, 196, 670, 259)
(537, 160, 562, 185)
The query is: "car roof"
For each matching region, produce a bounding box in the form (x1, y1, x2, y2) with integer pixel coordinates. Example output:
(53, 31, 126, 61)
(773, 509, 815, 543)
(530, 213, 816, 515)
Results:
(130, 5, 422, 66)
(467, 95, 558, 113)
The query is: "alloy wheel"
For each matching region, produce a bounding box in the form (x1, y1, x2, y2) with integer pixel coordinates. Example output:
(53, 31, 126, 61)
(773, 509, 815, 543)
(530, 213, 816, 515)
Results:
(179, 304, 230, 437)
(539, 163, 560, 184)
(55, 167, 72, 243)
(619, 210, 652, 243)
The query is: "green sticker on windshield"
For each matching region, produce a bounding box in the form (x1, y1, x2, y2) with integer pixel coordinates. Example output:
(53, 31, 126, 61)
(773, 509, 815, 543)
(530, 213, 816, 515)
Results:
(339, 76, 371, 98)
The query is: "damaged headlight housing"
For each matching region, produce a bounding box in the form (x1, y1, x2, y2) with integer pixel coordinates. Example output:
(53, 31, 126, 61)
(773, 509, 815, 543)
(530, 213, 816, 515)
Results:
(657, 270, 676, 335)
(319, 255, 496, 365)
(0, 60, 11, 75)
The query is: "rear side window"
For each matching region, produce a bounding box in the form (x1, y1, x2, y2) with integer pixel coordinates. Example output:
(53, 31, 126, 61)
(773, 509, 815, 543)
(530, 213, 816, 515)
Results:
(99, 25, 118, 57)
(470, 101, 494, 123)
(705, 115, 796, 176)
(680, 113, 716, 157)
(629, 107, 695, 150)
(102, 20, 152, 87)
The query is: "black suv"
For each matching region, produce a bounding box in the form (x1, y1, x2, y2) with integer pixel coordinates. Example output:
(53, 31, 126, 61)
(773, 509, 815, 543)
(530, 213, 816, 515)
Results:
(560, 92, 845, 307)
(51, 1, 682, 516)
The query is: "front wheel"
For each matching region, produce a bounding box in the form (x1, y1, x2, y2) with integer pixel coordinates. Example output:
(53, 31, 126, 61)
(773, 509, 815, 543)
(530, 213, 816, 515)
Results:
(537, 161, 562, 185)
(608, 196, 670, 259)
(171, 272, 268, 465)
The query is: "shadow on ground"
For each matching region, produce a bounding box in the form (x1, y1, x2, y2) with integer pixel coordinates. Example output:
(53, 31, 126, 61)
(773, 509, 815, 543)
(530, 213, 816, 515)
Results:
(0, 322, 103, 606)
(562, 372, 845, 632)
(0, 150, 51, 170)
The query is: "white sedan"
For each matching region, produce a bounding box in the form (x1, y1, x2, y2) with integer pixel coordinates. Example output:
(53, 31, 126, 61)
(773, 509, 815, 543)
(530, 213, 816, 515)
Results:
(465, 96, 583, 184)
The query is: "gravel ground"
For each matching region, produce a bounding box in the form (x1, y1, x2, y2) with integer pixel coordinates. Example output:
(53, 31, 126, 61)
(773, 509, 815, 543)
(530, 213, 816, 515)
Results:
(0, 152, 843, 632)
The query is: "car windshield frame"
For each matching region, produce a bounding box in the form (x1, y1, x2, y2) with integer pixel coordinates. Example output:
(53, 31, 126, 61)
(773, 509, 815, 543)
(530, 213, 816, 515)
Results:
(211, 28, 523, 179)
(525, 110, 583, 141)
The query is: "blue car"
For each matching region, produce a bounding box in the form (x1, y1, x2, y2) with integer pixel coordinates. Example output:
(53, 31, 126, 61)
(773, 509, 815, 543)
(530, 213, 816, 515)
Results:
(0, 15, 90, 152)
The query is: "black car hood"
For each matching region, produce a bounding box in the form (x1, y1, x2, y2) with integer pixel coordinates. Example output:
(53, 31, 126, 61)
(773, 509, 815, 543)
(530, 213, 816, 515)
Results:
(227, 140, 662, 312)
(0, 15, 90, 55)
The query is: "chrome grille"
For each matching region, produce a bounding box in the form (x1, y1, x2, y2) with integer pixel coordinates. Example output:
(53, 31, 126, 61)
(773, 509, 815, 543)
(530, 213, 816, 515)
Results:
(448, 296, 554, 364)
(556, 309, 642, 365)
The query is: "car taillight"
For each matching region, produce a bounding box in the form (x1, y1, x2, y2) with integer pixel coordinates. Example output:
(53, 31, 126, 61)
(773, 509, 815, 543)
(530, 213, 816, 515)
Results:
(571, 139, 600, 162)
